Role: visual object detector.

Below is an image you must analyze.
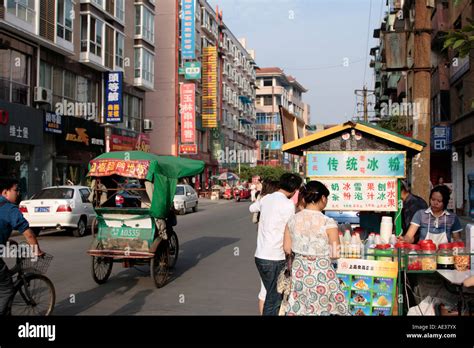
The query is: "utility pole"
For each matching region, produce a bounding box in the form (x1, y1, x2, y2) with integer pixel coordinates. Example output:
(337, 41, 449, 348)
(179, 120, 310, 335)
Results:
(410, 0, 432, 202)
(354, 87, 375, 122)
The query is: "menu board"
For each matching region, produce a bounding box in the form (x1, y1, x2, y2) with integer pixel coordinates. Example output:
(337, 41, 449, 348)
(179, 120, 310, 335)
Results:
(337, 258, 398, 316)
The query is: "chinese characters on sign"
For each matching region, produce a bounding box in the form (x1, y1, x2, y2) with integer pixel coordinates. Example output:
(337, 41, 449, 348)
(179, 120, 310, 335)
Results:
(105, 72, 123, 123)
(181, 0, 196, 60)
(307, 151, 406, 178)
(431, 126, 452, 152)
(180, 83, 196, 144)
(88, 160, 150, 179)
(322, 179, 399, 211)
(184, 62, 201, 79)
(202, 46, 218, 128)
(44, 112, 63, 134)
(9, 125, 29, 139)
(179, 144, 198, 155)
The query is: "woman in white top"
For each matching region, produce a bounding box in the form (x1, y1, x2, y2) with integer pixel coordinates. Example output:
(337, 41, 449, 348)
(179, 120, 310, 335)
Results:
(283, 181, 349, 316)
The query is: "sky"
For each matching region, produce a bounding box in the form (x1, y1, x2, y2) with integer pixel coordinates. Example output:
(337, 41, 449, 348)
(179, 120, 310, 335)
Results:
(207, 0, 385, 125)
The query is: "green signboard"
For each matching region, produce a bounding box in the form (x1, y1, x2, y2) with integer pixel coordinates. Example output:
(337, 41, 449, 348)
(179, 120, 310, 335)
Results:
(184, 62, 201, 79)
(306, 151, 406, 178)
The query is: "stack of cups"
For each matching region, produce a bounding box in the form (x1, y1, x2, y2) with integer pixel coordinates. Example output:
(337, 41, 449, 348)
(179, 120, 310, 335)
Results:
(380, 216, 393, 244)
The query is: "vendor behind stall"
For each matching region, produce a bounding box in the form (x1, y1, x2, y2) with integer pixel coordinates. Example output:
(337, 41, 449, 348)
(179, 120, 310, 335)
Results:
(403, 185, 462, 247)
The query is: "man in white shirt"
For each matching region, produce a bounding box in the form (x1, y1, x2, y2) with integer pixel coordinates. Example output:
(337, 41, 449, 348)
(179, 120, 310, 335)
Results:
(249, 173, 302, 316)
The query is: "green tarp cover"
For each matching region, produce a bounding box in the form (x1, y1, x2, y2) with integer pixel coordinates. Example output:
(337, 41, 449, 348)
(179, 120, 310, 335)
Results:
(89, 151, 205, 218)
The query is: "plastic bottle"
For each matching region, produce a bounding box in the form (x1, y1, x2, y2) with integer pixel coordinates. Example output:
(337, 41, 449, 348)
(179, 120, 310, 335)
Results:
(389, 234, 397, 247)
(374, 234, 382, 246)
(343, 229, 352, 244)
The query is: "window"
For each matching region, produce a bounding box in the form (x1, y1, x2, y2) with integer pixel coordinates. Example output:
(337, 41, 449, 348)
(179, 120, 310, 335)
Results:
(57, 0, 73, 42)
(92, 0, 104, 9)
(79, 189, 91, 203)
(263, 95, 273, 106)
(115, 0, 124, 21)
(7, 0, 35, 25)
(34, 188, 74, 200)
(80, 15, 103, 56)
(123, 94, 143, 131)
(263, 78, 273, 87)
(135, 48, 154, 84)
(91, 17, 103, 57)
(0, 49, 30, 105)
(63, 71, 76, 101)
(116, 32, 124, 69)
(39, 61, 52, 90)
(136, 5, 155, 43)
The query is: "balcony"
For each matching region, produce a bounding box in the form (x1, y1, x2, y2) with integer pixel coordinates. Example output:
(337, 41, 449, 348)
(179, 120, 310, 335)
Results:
(432, 4, 449, 46)
(256, 123, 277, 131)
(450, 56, 470, 84)
(256, 85, 286, 96)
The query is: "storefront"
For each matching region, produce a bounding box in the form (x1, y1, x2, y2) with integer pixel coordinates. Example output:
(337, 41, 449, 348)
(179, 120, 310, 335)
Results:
(0, 101, 44, 199)
(49, 115, 105, 186)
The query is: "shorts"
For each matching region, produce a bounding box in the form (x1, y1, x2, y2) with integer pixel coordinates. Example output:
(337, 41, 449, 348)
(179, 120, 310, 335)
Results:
(258, 280, 266, 301)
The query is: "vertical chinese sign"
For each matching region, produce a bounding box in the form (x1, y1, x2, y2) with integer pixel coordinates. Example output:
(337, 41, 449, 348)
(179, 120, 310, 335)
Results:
(179, 83, 197, 154)
(105, 72, 123, 123)
(202, 46, 218, 128)
(181, 0, 195, 60)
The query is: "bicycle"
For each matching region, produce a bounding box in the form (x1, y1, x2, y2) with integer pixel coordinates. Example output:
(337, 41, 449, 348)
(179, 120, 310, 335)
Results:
(5, 240, 56, 316)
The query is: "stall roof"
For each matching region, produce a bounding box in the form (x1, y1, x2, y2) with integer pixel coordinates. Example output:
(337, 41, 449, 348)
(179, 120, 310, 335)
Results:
(281, 121, 426, 155)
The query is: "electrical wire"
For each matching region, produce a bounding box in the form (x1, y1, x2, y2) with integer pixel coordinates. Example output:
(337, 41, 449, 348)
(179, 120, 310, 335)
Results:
(363, 0, 373, 87)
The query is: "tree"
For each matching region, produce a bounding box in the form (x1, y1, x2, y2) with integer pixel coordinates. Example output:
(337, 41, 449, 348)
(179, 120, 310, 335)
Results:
(443, 18, 474, 58)
(238, 165, 291, 182)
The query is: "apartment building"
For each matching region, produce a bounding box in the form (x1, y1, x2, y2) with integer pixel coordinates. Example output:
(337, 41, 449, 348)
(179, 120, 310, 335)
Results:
(255, 67, 309, 171)
(146, 0, 257, 189)
(371, 0, 474, 215)
(0, 0, 155, 197)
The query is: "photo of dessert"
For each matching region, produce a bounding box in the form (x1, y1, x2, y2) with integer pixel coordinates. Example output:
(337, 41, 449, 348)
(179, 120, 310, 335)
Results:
(350, 305, 371, 316)
(373, 293, 392, 307)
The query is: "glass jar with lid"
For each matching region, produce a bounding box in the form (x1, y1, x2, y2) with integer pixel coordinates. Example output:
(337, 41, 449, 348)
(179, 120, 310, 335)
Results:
(407, 244, 421, 270)
(420, 242, 437, 271)
(394, 242, 409, 269)
(453, 242, 470, 271)
(437, 243, 454, 270)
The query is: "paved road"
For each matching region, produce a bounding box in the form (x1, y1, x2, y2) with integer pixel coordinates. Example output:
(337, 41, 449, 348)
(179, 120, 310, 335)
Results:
(11, 199, 261, 315)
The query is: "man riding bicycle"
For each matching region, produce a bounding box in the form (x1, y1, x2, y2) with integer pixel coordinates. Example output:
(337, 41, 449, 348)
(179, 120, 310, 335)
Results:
(0, 178, 43, 315)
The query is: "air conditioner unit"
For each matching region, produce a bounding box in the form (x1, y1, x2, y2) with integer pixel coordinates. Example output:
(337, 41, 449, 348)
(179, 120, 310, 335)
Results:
(143, 119, 154, 131)
(34, 87, 52, 105)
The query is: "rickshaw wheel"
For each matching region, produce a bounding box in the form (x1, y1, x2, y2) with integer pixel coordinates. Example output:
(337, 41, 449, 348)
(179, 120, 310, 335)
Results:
(91, 241, 113, 285)
(169, 231, 179, 269)
(151, 241, 170, 288)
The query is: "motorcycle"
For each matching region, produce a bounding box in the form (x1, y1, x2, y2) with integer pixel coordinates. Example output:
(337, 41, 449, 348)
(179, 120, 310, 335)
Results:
(233, 186, 251, 202)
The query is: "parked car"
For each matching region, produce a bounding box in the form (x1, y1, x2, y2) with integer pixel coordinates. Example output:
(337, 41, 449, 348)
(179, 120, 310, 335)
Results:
(173, 184, 198, 215)
(115, 179, 142, 208)
(19, 186, 95, 237)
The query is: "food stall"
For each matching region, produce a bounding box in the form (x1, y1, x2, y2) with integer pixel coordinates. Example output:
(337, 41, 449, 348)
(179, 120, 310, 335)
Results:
(281, 121, 428, 315)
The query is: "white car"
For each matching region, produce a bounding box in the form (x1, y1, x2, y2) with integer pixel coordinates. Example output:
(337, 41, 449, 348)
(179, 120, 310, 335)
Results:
(19, 186, 95, 237)
(173, 184, 198, 215)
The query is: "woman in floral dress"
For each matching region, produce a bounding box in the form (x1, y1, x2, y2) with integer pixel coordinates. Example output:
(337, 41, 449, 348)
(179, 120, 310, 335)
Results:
(283, 180, 349, 316)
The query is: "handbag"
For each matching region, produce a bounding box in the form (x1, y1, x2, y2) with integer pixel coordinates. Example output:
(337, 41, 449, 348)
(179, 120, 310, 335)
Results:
(277, 252, 294, 295)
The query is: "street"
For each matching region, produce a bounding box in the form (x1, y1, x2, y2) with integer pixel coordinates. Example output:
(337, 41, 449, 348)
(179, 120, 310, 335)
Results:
(11, 199, 260, 315)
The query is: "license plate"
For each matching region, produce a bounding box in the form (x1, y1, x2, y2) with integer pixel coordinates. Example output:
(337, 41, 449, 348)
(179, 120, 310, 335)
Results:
(35, 207, 50, 213)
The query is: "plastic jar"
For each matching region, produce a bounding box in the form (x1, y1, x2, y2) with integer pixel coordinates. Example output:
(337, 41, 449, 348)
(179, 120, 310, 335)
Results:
(420, 243, 437, 271)
(437, 243, 454, 270)
(395, 242, 409, 269)
(453, 242, 470, 271)
(375, 244, 393, 262)
(407, 244, 421, 270)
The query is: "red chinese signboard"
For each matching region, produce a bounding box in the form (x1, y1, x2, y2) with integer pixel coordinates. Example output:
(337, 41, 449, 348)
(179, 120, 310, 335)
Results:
(179, 144, 198, 155)
(110, 133, 150, 152)
(322, 178, 399, 212)
(88, 160, 150, 179)
(180, 83, 196, 144)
